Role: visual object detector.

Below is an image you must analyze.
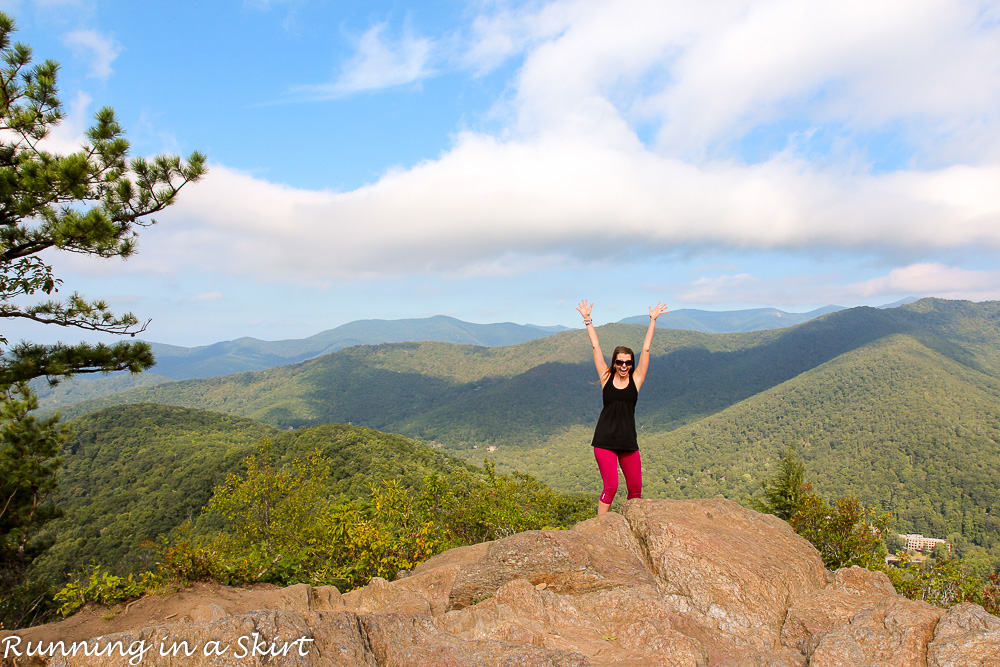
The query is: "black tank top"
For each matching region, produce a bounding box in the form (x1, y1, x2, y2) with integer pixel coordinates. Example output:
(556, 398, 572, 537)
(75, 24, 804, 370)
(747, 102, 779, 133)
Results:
(591, 372, 638, 451)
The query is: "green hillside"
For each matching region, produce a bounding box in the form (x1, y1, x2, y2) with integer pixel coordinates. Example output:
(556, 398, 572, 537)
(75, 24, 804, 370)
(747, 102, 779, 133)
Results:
(54, 326, 778, 435)
(58, 300, 1000, 444)
(49, 299, 1000, 553)
(641, 331, 1000, 542)
(143, 315, 571, 380)
(31, 404, 492, 582)
(29, 373, 175, 412)
(31, 405, 278, 580)
(470, 328, 1000, 560)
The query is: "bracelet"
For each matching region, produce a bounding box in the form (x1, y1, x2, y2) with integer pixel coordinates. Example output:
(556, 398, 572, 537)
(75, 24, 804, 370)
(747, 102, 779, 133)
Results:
(582, 318, 593, 325)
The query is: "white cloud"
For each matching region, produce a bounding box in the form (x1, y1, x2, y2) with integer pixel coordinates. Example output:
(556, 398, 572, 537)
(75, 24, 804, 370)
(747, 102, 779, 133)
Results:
(63, 0, 1000, 293)
(138, 143, 999, 283)
(847, 263, 1000, 301)
(63, 29, 122, 80)
(677, 274, 760, 304)
(461, 0, 575, 73)
(674, 263, 1000, 306)
(300, 22, 433, 98)
(39, 90, 92, 153)
(461, 0, 1000, 165)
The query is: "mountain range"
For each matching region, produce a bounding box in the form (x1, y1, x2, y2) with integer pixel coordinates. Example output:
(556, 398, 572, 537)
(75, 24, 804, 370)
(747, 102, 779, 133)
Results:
(145, 315, 571, 380)
(33, 303, 909, 411)
(47, 299, 1000, 563)
(30, 402, 589, 597)
(149, 304, 885, 379)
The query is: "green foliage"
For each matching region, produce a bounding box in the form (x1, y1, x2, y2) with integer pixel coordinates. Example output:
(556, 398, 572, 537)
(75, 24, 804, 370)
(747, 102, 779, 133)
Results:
(753, 445, 892, 572)
(0, 13, 204, 628)
(420, 460, 592, 546)
(790, 495, 891, 570)
(29, 404, 276, 583)
(0, 384, 67, 553)
(208, 443, 329, 555)
(751, 450, 999, 617)
(886, 555, 984, 610)
(0, 11, 206, 384)
(29, 407, 590, 618)
(199, 442, 342, 585)
(53, 565, 160, 618)
(317, 480, 444, 587)
(752, 447, 892, 572)
(752, 444, 810, 521)
(0, 382, 69, 628)
(984, 573, 1000, 615)
(51, 301, 1000, 563)
(155, 446, 591, 592)
(19, 299, 1000, 621)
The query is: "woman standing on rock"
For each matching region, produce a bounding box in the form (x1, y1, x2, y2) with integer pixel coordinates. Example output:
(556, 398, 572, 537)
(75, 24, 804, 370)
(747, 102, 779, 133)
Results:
(577, 299, 668, 515)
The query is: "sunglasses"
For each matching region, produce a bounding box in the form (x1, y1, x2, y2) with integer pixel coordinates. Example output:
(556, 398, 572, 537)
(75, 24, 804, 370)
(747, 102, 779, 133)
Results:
(614, 359, 633, 367)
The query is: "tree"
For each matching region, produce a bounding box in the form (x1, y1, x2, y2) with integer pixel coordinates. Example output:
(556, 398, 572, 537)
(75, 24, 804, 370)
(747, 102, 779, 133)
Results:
(753, 444, 811, 521)
(885, 531, 906, 554)
(751, 445, 892, 571)
(0, 12, 206, 385)
(790, 495, 890, 570)
(0, 383, 68, 627)
(0, 11, 205, 627)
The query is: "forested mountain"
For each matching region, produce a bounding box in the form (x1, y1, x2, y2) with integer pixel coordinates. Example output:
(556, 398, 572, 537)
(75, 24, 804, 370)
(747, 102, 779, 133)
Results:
(142, 315, 576, 380)
(52, 299, 1000, 556)
(144, 315, 573, 380)
(618, 304, 845, 332)
(30, 372, 174, 412)
(32, 305, 868, 410)
(31, 405, 277, 581)
(31, 404, 499, 583)
(28, 315, 573, 410)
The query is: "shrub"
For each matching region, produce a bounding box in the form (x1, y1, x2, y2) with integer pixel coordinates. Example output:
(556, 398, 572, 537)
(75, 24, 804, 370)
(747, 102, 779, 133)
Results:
(53, 566, 160, 617)
(790, 495, 890, 570)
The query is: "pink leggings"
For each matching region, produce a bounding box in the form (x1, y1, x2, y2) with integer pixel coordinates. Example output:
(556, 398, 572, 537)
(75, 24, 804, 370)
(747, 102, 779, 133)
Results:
(594, 447, 642, 504)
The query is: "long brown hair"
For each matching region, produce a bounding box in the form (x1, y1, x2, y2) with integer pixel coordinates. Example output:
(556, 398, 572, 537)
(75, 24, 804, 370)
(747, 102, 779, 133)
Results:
(600, 345, 635, 384)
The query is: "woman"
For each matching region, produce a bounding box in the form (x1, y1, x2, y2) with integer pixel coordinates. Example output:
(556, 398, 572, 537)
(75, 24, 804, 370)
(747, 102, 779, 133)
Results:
(577, 299, 668, 515)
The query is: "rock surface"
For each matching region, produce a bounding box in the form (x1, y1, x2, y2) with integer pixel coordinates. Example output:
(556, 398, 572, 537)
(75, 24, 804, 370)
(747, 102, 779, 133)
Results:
(3, 498, 998, 666)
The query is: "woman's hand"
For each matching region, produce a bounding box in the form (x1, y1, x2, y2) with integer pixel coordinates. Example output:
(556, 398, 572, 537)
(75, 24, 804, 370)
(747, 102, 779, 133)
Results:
(649, 302, 668, 320)
(577, 299, 594, 320)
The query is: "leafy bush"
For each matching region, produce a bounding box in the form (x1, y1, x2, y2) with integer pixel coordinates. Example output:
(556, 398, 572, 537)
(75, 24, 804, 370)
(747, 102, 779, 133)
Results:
(790, 495, 890, 570)
(752, 445, 890, 570)
(886, 554, 1000, 613)
(152, 446, 592, 592)
(983, 573, 1000, 615)
(53, 566, 161, 617)
(419, 460, 592, 547)
(753, 445, 998, 616)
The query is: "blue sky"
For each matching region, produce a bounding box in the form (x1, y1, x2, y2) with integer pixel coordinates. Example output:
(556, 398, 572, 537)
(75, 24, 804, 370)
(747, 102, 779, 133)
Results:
(3, 0, 1000, 347)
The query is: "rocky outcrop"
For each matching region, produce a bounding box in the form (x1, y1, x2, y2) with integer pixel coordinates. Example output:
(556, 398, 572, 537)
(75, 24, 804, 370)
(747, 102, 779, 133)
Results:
(3, 498, 998, 666)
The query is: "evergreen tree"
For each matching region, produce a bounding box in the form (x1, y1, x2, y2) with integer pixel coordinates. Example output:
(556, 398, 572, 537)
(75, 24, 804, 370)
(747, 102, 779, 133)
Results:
(0, 383, 68, 627)
(0, 11, 205, 627)
(0, 11, 205, 385)
(754, 444, 810, 521)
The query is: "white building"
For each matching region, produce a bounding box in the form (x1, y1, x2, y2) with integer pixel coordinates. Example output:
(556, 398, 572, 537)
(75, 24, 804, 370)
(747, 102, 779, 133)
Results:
(899, 533, 950, 553)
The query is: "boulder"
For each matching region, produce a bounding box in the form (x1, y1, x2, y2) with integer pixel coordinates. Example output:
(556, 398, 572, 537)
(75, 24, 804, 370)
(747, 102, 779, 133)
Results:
(4, 499, 998, 666)
(927, 602, 1000, 667)
(446, 512, 656, 610)
(807, 596, 944, 667)
(781, 565, 899, 652)
(624, 497, 829, 652)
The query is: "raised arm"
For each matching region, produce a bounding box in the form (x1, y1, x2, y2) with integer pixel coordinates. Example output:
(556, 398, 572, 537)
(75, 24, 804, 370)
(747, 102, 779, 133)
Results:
(633, 302, 668, 391)
(577, 299, 609, 382)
